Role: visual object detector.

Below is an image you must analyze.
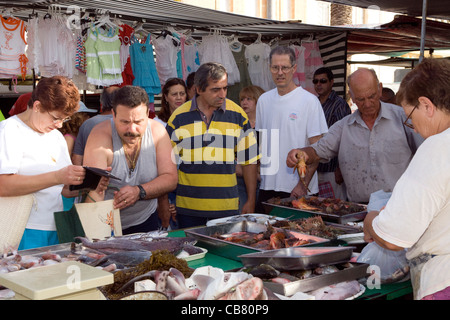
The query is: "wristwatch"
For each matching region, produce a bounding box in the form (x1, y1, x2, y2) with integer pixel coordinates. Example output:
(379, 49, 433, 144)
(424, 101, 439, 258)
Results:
(137, 185, 146, 200)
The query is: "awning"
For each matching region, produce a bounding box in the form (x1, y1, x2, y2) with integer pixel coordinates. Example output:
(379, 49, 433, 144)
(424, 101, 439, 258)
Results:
(320, 0, 450, 20)
(347, 15, 450, 55)
(0, 0, 354, 38)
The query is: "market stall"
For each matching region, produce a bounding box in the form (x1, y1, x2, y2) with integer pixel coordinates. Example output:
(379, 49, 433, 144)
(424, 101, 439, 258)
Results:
(0, 203, 413, 300)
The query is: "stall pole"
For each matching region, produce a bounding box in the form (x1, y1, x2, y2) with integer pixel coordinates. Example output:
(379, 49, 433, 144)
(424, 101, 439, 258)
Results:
(419, 0, 428, 63)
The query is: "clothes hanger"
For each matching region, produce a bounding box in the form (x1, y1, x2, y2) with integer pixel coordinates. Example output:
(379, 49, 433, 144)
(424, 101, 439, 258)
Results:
(254, 33, 262, 44)
(301, 33, 315, 45)
(229, 34, 242, 51)
(94, 11, 123, 31)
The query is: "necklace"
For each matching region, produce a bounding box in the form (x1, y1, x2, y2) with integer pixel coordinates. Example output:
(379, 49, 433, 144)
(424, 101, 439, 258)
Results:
(121, 137, 142, 176)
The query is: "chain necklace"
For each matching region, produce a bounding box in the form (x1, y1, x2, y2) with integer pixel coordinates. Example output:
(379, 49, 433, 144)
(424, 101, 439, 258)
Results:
(121, 137, 142, 176)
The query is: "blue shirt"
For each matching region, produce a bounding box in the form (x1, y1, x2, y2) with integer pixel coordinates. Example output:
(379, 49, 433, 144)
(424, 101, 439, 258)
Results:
(317, 90, 351, 173)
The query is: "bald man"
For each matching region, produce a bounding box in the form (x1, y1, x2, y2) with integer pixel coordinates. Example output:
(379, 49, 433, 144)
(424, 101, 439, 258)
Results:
(286, 68, 423, 203)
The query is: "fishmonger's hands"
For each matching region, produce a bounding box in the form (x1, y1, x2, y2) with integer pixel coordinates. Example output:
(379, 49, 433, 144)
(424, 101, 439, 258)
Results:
(286, 149, 309, 168)
(57, 165, 86, 186)
(113, 185, 140, 209)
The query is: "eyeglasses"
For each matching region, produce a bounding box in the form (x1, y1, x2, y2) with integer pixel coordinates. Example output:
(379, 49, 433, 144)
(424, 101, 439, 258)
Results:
(313, 78, 329, 84)
(47, 110, 71, 124)
(403, 104, 418, 129)
(270, 65, 294, 73)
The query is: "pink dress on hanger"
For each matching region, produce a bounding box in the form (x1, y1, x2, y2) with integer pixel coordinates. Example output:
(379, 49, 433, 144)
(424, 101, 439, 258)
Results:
(303, 40, 324, 94)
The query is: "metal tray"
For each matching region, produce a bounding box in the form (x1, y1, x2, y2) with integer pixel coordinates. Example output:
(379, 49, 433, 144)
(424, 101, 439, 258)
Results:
(263, 262, 369, 296)
(184, 221, 329, 261)
(271, 218, 363, 240)
(238, 246, 355, 271)
(262, 196, 368, 224)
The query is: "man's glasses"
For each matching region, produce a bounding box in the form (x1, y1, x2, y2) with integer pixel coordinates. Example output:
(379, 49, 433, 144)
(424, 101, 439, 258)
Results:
(47, 110, 71, 124)
(313, 78, 328, 84)
(270, 65, 294, 73)
(403, 104, 418, 129)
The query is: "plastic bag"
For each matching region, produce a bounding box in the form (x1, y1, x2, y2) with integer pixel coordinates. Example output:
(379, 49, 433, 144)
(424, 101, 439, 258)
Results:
(357, 242, 410, 284)
(367, 189, 392, 212)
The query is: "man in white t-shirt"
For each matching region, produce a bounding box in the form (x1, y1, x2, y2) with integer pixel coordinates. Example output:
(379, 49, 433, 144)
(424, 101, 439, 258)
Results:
(255, 46, 328, 212)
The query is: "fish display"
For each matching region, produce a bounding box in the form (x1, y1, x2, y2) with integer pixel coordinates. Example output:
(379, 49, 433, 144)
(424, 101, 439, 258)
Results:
(75, 236, 199, 255)
(271, 216, 360, 239)
(212, 225, 312, 250)
(269, 196, 366, 216)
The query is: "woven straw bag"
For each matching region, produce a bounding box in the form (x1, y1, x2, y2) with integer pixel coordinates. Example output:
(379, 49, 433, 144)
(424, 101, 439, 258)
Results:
(0, 194, 34, 251)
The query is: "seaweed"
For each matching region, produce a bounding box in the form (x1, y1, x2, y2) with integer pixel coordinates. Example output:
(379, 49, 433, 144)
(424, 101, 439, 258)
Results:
(101, 250, 193, 300)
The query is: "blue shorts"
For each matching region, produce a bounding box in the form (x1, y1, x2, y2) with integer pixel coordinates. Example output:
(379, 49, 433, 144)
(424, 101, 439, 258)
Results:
(18, 228, 59, 251)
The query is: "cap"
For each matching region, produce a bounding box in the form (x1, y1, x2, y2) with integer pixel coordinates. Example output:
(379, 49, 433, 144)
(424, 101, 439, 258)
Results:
(77, 101, 98, 113)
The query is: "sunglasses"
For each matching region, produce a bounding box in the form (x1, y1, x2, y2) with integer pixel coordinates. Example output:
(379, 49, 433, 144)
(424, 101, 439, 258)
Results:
(313, 78, 328, 84)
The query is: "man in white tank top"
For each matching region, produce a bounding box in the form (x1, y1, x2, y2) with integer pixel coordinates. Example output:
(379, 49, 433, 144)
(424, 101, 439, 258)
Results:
(83, 86, 177, 233)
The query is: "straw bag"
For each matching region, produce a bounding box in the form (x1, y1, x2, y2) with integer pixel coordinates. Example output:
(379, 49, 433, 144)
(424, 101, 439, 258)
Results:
(0, 194, 34, 251)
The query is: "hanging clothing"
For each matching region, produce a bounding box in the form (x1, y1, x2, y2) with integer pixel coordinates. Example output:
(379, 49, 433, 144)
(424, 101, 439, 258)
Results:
(75, 34, 87, 74)
(152, 33, 179, 86)
(227, 43, 253, 105)
(129, 35, 161, 102)
(84, 26, 123, 86)
(183, 40, 200, 78)
(0, 15, 27, 80)
(303, 40, 324, 94)
(198, 34, 240, 85)
(290, 44, 307, 88)
(34, 15, 76, 78)
(245, 42, 275, 91)
(118, 24, 135, 87)
(25, 15, 40, 75)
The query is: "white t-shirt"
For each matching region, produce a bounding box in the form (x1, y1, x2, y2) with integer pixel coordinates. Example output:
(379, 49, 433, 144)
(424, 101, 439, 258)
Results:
(373, 128, 450, 300)
(256, 86, 328, 194)
(0, 116, 71, 231)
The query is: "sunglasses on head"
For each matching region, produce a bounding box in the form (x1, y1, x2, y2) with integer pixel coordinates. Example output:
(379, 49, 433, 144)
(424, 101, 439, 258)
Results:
(313, 78, 328, 84)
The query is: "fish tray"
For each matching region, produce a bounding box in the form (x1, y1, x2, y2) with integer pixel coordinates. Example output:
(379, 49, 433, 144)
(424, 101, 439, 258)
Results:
(184, 221, 329, 262)
(262, 262, 369, 297)
(238, 246, 356, 271)
(262, 196, 368, 224)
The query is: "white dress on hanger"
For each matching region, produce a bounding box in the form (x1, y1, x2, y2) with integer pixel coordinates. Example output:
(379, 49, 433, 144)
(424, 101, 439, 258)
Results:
(198, 34, 240, 85)
(152, 33, 179, 86)
(245, 41, 275, 91)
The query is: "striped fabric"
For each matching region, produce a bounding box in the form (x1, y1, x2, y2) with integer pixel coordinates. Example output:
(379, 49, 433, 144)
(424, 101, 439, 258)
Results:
(166, 97, 260, 218)
(316, 32, 348, 100)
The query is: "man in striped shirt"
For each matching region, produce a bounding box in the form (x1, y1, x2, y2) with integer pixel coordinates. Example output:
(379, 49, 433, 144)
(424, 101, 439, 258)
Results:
(313, 67, 351, 200)
(166, 62, 260, 228)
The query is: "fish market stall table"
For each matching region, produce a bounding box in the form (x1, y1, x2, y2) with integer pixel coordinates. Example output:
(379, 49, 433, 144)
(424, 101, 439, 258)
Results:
(257, 204, 413, 300)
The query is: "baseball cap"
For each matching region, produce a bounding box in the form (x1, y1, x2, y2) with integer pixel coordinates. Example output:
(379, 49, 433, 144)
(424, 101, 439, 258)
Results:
(77, 101, 98, 113)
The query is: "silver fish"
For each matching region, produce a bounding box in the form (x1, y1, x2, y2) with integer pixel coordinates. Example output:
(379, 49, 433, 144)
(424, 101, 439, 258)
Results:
(75, 236, 196, 254)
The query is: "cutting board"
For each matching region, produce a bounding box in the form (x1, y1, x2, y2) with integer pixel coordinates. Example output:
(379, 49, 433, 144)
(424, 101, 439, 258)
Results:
(0, 261, 113, 300)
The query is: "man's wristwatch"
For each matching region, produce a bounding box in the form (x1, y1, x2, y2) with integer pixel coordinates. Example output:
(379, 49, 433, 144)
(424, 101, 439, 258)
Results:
(137, 185, 146, 200)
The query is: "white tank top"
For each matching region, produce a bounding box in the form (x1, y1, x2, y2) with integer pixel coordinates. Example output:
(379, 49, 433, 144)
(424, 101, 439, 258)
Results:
(0, 15, 27, 77)
(105, 119, 158, 229)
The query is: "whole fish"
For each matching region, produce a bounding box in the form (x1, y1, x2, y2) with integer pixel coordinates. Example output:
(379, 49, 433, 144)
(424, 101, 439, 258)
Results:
(75, 236, 196, 254)
(90, 251, 153, 268)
